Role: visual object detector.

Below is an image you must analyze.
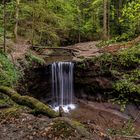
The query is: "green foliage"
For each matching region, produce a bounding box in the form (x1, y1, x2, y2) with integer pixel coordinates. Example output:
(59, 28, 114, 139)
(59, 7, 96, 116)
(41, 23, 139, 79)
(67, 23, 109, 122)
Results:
(94, 44, 140, 106)
(0, 0, 139, 44)
(112, 79, 139, 110)
(78, 62, 86, 69)
(120, 0, 140, 39)
(0, 53, 20, 86)
(111, 68, 140, 107)
(117, 45, 140, 67)
(97, 39, 118, 48)
(0, 0, 15, 39)
(0, 0, 104, 45)
(25, 52, 45, 65)
(98, 44, 140, 68)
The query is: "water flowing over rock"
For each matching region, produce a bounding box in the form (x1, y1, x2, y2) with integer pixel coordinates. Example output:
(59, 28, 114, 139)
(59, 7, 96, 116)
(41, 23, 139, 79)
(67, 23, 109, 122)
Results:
(51, 62, 75, 112)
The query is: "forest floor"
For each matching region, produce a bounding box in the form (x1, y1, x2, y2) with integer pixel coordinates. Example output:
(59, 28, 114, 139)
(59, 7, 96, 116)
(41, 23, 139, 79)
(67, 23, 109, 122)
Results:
(71, 41, 100, 60)
(0, 101, 140, 140)
(8, 38, 30, 62)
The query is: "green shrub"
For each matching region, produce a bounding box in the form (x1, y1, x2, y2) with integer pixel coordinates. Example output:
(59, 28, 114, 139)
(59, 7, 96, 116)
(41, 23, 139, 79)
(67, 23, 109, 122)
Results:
(25, 52, 45, 65)
(96, 38, 118, 48)
(117, 45, 140, 67)
(94, 44, 140, 107)
(0, 53, 20, 86)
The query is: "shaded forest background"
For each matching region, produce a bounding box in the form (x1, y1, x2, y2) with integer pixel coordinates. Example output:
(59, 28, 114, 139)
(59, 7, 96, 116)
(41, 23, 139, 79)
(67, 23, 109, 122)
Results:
(0, 0, 140, 47)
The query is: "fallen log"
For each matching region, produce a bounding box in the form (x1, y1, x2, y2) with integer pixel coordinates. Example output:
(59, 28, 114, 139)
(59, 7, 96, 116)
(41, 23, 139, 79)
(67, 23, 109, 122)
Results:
(32, 46, 80, 52)
(0, 86, 59, 118)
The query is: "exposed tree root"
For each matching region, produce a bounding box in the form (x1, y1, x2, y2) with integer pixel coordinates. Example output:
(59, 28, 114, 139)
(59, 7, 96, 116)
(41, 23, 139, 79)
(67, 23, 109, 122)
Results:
(0, 86, 59, 118)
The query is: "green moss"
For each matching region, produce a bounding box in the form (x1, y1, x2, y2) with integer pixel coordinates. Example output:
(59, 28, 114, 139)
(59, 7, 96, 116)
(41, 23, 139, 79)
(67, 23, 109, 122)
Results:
(78, 56, 85, 59)
(3, 107, 20, 116)
(0, 105, 31, 118)
(52, 120, 75, 138)
(77, 62, 86, 69)
(0, 94, 16, 106)
(72, 120, 84, 127)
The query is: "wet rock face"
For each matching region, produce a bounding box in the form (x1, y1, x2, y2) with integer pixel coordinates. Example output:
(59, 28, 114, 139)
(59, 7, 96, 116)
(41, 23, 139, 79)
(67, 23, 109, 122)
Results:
(17, 65, 53, 104)
(74, 60, 113, 101)
(17, 58, 112, 103)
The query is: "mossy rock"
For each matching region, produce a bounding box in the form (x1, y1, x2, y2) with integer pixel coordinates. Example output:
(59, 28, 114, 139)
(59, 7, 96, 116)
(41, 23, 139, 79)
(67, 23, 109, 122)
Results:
(0, 106, 22, 119)
(51, 120, 76, 138)
(0, 93, 17, 107)
(53, 117, 92, 139)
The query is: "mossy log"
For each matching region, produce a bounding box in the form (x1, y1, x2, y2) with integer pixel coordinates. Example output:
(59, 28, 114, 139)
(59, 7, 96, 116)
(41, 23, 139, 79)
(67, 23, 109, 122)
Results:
(0, 86, 59, 118)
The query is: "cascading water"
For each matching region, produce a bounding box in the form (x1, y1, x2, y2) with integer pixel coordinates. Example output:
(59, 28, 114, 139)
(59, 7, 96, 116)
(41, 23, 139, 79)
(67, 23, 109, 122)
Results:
(51, 62, 75, 112)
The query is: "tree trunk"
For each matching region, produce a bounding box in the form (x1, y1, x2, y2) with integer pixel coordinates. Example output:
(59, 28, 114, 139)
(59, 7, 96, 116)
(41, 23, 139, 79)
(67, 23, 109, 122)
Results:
(14, 0, 20, 42)
(78, 10, 81, 43)
(3, 0, 6, 52)
(103, 0, 108, 40)
(107, 0, 110, 39)
(118, 0, 122, 18)
(31, 6, 35, 47)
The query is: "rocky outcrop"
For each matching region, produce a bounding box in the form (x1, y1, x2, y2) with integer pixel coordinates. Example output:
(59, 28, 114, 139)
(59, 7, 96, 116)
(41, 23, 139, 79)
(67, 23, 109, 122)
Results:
(74, 58, 113, 101)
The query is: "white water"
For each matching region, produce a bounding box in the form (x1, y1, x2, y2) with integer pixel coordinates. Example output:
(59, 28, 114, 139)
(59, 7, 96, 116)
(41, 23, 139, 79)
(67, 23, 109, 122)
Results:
(53, 104, 76, 113)
(51, 62, 75, 112)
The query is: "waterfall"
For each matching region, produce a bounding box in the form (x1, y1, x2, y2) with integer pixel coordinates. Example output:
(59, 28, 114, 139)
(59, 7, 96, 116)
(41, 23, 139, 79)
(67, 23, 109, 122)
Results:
(51, 62, 75, 112)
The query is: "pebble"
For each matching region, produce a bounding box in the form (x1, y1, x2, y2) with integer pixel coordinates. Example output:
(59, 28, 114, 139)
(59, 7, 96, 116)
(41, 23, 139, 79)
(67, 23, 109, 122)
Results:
(32, 131, 37, 136)
(29, 136, 33, 140)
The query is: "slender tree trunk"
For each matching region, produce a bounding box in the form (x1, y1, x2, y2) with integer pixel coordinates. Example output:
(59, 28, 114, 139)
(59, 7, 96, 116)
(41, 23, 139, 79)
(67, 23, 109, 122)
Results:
(78, 26, 81, 43)
(31, 8, 35, 47)
(76, 1, 81, 43)
(3, 0, 6, 52)
(78, 10, 81, 43)
(118, 0, 122, 18)
(103, 0, 108, 40)
(14, 0, 20, 42)
(107, 0, 110, 39)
